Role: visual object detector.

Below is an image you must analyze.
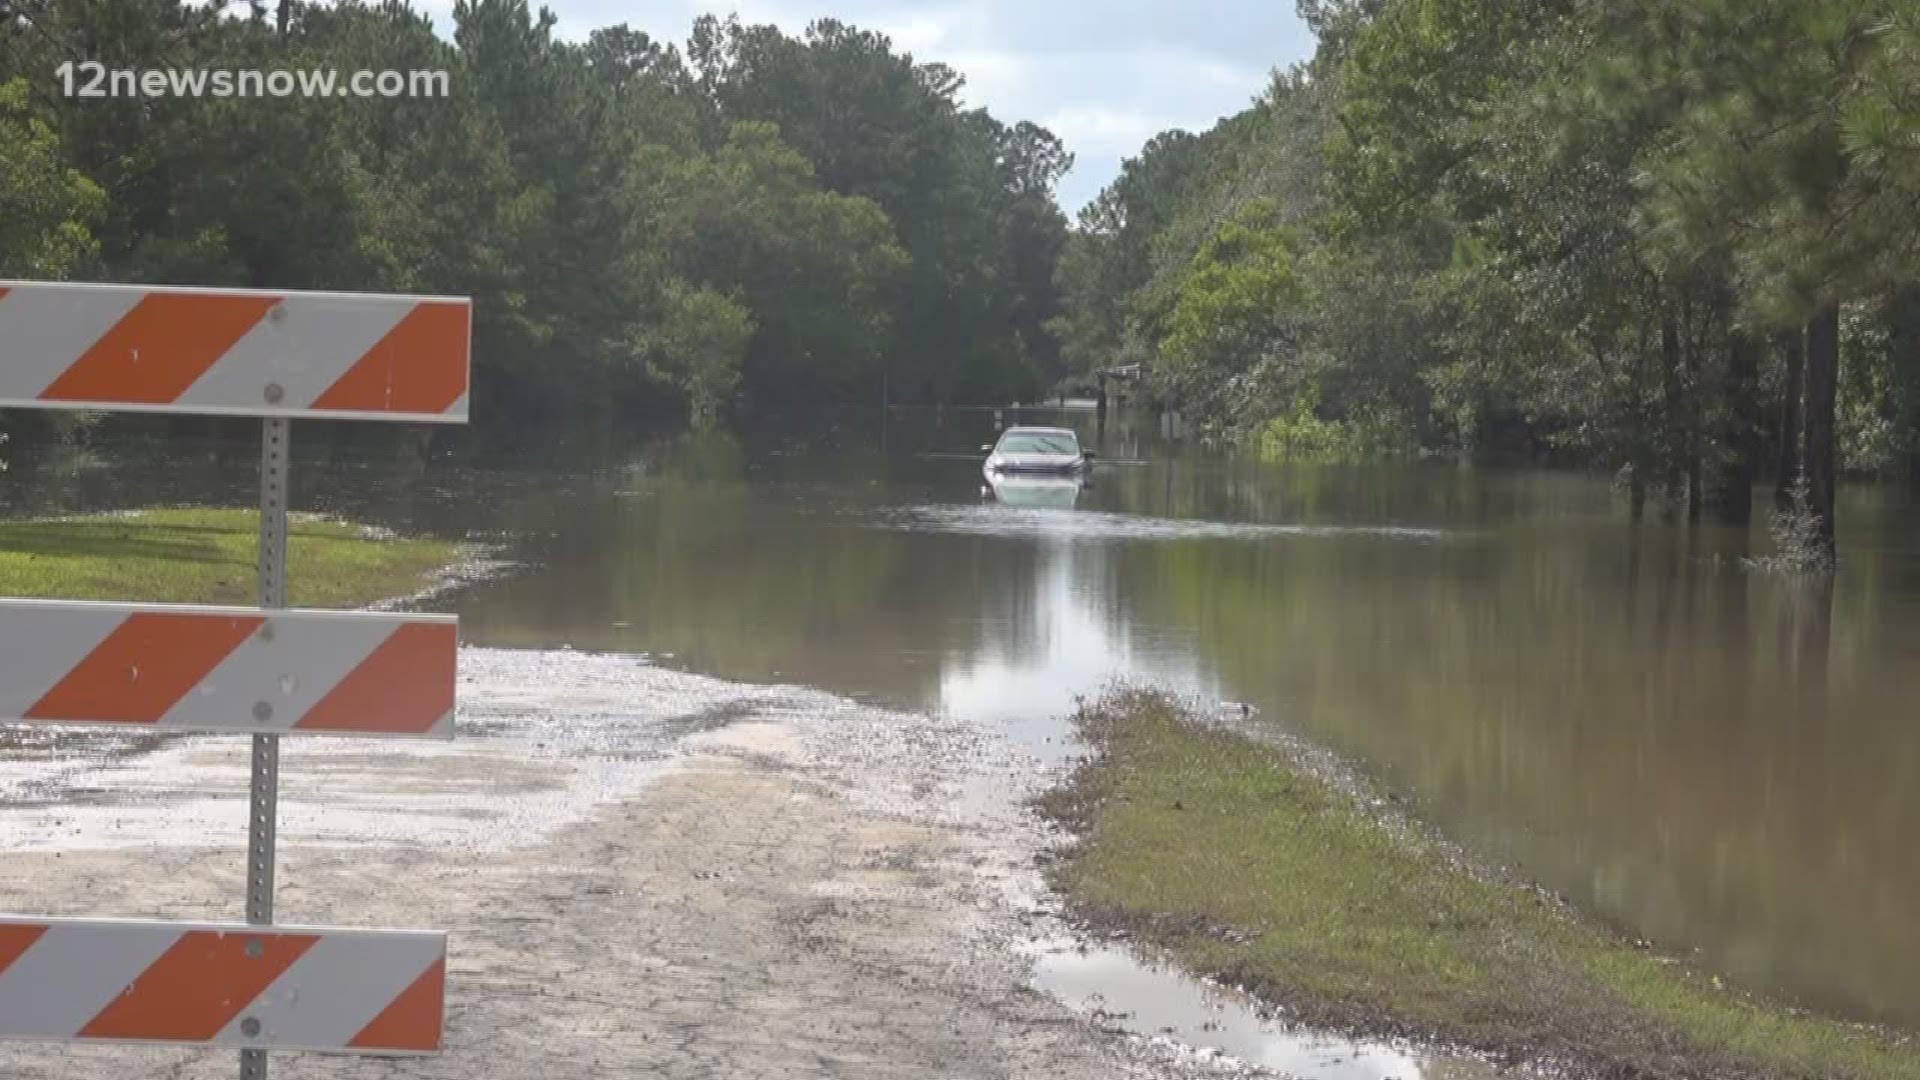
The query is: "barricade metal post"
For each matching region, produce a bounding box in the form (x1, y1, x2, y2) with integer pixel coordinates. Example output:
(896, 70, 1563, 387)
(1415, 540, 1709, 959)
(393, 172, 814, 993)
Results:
(242, 416, 291, 1080)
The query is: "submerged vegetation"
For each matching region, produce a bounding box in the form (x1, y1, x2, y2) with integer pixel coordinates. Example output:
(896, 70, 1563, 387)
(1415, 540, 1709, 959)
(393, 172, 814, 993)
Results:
(0, 507, 459, 607)
(1039, 688, 1920, 1080)
(1052, 0, 1920, 561)
(1746, 476, 1840, 574)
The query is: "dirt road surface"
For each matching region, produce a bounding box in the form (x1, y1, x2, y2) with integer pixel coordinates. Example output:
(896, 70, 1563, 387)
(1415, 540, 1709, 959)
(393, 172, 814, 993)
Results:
(0, 649, 1259, 1079)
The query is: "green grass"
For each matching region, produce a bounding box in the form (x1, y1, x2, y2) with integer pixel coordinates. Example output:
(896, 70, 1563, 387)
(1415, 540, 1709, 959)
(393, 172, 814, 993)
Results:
(1037, 689, 1918, 1080)
(0, 507, 461, 608)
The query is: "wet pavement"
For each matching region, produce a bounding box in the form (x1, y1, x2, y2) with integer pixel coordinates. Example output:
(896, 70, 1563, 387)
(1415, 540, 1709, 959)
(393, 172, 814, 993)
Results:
(0, 649, 705, 855)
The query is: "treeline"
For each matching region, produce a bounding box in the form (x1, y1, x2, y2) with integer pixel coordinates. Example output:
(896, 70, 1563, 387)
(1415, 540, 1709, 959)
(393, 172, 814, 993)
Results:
(1054, 0, 1920, 558)
(0, 0, 1071, 435)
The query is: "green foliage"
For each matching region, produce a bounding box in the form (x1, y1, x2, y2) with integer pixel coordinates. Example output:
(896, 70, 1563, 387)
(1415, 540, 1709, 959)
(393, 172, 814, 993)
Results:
(0, 78, 104, 278)
(688, 16, 1072, 406)
(1165, 202, 1301, 344)
(0, 508, 458, 608)
(628, 121, 907, 411)
(1837, 301, 1914, 473)
(1619, 0, 1912, 323)
(1048, 126, 1218, 382)
(1747, 475, 1838, 574)
(0, 0, 1067, 434)
(1053, 0, 1920, 546)
(1158, 199, 1306, 430)
(1257, 384, 1411, 463)
(630, 282, 754, 427)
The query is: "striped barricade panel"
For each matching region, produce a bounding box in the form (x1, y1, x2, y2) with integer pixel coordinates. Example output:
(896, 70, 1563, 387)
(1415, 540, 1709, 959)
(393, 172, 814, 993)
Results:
(0, 600, 456, 738)
(0, 281, 470, 422)
(0, 918, 445, 1054)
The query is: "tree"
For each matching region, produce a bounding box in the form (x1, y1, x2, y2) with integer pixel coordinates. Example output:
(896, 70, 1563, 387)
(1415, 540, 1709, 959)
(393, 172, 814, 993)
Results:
(1050, 0, 1920, 543)
(1158, 200, 1306, 430)
(1619, 0, 1920, 555)
(0, 78, 103, 278)
(629, 282, 754, 426)
(992, 119, 1074, 200)
(626, 121, 907, 410)
(690, 16, 1067, 405)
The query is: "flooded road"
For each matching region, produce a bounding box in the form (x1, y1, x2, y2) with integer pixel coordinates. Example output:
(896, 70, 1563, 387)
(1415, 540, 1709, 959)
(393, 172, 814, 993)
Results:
(3, 408, 1918, 1039)
(0, 649, 1277, 1080)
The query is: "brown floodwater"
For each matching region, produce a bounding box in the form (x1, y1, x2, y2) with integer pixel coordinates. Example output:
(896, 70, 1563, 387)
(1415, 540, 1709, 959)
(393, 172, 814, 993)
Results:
(4, 406, 1916, 1033)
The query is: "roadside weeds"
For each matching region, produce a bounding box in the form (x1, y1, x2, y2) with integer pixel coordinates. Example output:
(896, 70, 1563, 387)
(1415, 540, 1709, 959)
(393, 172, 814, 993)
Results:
(0, 506, 462, 608)
(1035, 687, 1919, 1080)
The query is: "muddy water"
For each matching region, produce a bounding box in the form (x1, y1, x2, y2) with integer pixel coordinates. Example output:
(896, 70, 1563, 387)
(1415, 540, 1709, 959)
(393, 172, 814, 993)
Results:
(1026, 937, 1502, 1080)
(3, 409, 1918, 1041)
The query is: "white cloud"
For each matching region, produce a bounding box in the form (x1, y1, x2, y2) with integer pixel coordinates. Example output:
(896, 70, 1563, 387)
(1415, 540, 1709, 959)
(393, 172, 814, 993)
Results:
(944, 49, 1032, 106)
(1043, 104, 1165, 155)
(414, 0, 456, 24)
(871, 3, 993, 53)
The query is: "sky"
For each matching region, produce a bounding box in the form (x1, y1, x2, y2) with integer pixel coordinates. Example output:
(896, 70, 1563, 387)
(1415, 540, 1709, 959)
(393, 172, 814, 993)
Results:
(415, 0, 1319, 213)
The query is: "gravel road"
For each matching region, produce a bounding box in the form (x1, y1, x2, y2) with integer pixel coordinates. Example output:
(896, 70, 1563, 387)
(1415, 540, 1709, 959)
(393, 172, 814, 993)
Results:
(0, 648, 1262, 1080)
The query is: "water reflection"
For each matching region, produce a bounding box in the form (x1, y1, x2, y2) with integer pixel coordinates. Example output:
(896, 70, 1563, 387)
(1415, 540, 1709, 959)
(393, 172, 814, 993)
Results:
(1028, 938, 1485, 1080)
(3, 409, 1917, 1034)
(937, 524, 1220, 766)
(984, 473, 1085, 510)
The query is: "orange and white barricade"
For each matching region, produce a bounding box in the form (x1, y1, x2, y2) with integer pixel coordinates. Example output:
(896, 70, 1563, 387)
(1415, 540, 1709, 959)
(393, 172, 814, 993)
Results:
(0, 601, 456, 737)
(0, 918, 445, 1053)
(0, 281, 468, 422)
(0, 280, 471, 1074)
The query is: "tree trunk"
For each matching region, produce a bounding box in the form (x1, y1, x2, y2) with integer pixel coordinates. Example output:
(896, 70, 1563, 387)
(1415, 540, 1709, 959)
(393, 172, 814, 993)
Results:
(1717, 329, 1760, 526)
(1774, 327, 1806, 511)
(1887, 289, 1920, 483)
(1627, 334, 1651, 523)
(1682, 296, 1705, 523)
(1660, 308, 1688, 521)
(1685, 435, 1704, 522)
(1802, 305, 1841, 559)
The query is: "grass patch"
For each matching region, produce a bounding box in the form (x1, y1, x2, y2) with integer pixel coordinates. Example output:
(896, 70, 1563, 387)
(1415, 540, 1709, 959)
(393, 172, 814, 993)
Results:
(1037, 688, 1918, 1080)
(0, 507, 461, 608)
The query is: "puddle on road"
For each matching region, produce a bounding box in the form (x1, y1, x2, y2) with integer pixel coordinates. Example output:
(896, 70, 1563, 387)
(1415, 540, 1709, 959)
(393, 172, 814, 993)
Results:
(3, 645, 1513, 1078)
(1029, 936, 1505, 1080)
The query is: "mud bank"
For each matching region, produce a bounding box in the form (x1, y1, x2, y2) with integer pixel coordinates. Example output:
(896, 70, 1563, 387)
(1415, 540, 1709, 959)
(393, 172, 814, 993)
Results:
(0, 650, 1261, 1079)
